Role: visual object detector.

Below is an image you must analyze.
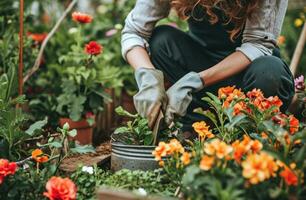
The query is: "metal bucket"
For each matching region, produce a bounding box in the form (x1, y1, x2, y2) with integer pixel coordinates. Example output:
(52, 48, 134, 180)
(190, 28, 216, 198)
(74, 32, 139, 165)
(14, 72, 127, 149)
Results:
(111, 142, 159, 171)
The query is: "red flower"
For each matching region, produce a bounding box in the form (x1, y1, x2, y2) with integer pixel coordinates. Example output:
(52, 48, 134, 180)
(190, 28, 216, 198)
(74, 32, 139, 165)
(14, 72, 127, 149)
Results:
(28, 32, 48, 43)
(85, 41, 103, 56)
(280, 167, 298, 186)
(72, 12, 93, 24)
(289, 115, 299, 134)
(0, 159, 17, 184)
(44, 176, 77, 200)
(85, 112, 95, 119)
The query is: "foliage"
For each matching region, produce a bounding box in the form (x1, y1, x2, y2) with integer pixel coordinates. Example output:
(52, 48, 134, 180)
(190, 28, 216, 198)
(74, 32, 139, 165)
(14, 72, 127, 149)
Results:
(0, 67, 48, 160)
(154, 86, 306, 200)
(71, 165, 110, 200)
(113, 106, 154, 145)
(0, 123, 95, 199)
(103, 169, 176, 197)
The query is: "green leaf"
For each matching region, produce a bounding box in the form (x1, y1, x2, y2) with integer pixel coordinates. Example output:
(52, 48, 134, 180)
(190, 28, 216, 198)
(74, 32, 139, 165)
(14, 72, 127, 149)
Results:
(69, 95, 86, 121)
(114, 127, 129, 134)
(71, 144, 95, 154)
(68, 129, 77, 137)
(48, 141, 62, 148)
(25, 117, 48, 136)
(115, 106, 138, 118)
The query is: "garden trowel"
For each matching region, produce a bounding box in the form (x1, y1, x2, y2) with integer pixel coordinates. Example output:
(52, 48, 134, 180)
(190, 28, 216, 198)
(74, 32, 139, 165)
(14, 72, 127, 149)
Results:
(152, 111, 165, 145)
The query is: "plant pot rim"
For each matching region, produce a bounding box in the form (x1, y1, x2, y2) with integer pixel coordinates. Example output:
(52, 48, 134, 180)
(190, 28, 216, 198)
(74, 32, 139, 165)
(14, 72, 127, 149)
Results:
(59, 117, 96, 129)
(111, 140, 156, 148)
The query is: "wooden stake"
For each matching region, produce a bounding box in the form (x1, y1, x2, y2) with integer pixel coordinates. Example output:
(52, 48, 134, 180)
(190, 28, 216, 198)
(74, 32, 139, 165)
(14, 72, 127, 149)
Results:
(18, 0, 24, 95)
(290, 22, 306, 76)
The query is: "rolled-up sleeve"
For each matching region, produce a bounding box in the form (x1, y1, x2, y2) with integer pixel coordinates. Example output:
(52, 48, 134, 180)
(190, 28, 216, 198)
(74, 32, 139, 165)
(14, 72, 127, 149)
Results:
(236, 0, 288, 61)
(121, 0, 170, 60)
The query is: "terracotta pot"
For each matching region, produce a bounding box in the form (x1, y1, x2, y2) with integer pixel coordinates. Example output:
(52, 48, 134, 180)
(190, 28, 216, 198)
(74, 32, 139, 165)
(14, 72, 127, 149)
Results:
(59, 117, 95, 145)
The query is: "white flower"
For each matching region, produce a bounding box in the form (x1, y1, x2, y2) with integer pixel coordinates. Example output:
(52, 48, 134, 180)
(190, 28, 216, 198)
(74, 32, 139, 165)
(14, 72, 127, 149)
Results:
(82, 166, 94, 174)
(68, 27, 78, 34)
(137, 188, 147, 196)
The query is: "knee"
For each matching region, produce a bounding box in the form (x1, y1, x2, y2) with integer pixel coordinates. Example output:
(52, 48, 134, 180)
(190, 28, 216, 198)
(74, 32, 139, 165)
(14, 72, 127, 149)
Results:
(244, 56, 285, 91)
(243, 56, 294, 110)
(149, 25, 178, 56)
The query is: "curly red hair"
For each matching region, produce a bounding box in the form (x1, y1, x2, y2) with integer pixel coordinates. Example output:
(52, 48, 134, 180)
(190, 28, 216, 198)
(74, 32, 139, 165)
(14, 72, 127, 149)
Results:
(170, 0, 259, 40)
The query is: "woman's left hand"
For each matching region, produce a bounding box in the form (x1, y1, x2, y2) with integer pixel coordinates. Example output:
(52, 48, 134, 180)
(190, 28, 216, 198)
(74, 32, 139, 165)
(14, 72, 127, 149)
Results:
(165, 72, 204, 125)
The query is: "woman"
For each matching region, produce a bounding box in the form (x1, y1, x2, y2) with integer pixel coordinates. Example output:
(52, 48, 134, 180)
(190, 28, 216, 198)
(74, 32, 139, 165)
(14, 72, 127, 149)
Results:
(121, 0, 294, 131)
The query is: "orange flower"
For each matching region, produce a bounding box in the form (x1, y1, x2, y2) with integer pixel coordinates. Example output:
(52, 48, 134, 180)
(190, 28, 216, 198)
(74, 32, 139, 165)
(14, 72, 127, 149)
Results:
(181, 152, 191, 165)
(180, 152, 191, 165)
(233, 101, 246, 115)
(28, 32, 47, 43)
(152, 139, 184, 162)
(251, 140, 263, 153)
(289, 115, 299, 134)
(200, 155, 215, 171)
(218, 86, 235, 99)
(267, 96, 283, 109)
(242, 152, 278, 184)
(280, 167, 298, 186)
(71, 12, 92, 23)
(0, 159, 17, 185)
(261, 132, 268, 139)
(192, 121, 214, 140)
(85, 41, 103, 56)
(158, 160, 165, 167)
(277, 35, 286, 45)
(168, 139, 185, 154)
(232, 136, 262, 163)
(152, 142, 170, 161)
(44, 176, 77, 200)
(204, 139, 233, 159)
(32, 149, 49, 163)
(247, 89, 264, 100)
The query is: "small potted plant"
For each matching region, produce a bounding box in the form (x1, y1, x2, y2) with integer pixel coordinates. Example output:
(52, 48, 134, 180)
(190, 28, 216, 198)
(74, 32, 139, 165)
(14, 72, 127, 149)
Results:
(110, 106, 180, 171)
(56, 12, 112, 145)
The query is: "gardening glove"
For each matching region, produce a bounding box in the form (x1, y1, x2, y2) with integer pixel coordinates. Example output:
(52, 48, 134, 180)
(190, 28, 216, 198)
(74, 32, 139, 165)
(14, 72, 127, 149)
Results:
(165, 72, 204, 125)
(134, 68, 167, 128)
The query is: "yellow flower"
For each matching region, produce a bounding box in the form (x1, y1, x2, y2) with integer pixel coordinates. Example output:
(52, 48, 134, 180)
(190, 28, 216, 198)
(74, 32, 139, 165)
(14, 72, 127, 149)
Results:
(294, 18, 303, 27)
(200, 155, 215, 171)
(180, 152, 191, 165)
(192, 121, 214, 140)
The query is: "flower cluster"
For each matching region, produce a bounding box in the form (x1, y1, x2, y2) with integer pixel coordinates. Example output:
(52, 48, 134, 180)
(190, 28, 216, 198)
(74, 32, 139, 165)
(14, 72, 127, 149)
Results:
(200, 139, 233, 170)
(218, 86, 283, 115)
(0, 159, 17, 184)
(192, 121, 215, 140)
(242, 152, 279, 184)
(232, 135, 263, 163)
(44, 176, 77, 200)
(152, 139, 190, 167)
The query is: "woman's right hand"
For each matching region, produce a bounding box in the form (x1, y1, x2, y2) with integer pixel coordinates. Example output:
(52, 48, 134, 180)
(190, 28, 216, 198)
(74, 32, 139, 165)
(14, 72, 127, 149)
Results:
(133, 68, 167, 128)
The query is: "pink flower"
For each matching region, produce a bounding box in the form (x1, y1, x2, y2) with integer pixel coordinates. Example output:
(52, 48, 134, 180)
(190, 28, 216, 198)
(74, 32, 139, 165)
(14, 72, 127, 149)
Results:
(105, 29, 118, 37)
(295, 75, 305, 91)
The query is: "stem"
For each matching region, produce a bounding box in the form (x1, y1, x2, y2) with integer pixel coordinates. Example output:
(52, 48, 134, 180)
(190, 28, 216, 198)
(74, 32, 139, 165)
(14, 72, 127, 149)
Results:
(23, 0, 78, 83)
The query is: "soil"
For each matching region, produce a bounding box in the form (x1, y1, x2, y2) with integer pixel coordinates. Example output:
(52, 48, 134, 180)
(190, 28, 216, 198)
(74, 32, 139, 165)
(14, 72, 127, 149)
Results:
(60, 141, 111, 172)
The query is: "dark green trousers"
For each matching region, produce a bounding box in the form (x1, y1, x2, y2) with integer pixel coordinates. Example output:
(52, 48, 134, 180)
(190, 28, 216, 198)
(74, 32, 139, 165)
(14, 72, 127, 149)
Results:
(149, 25, 295, 131)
